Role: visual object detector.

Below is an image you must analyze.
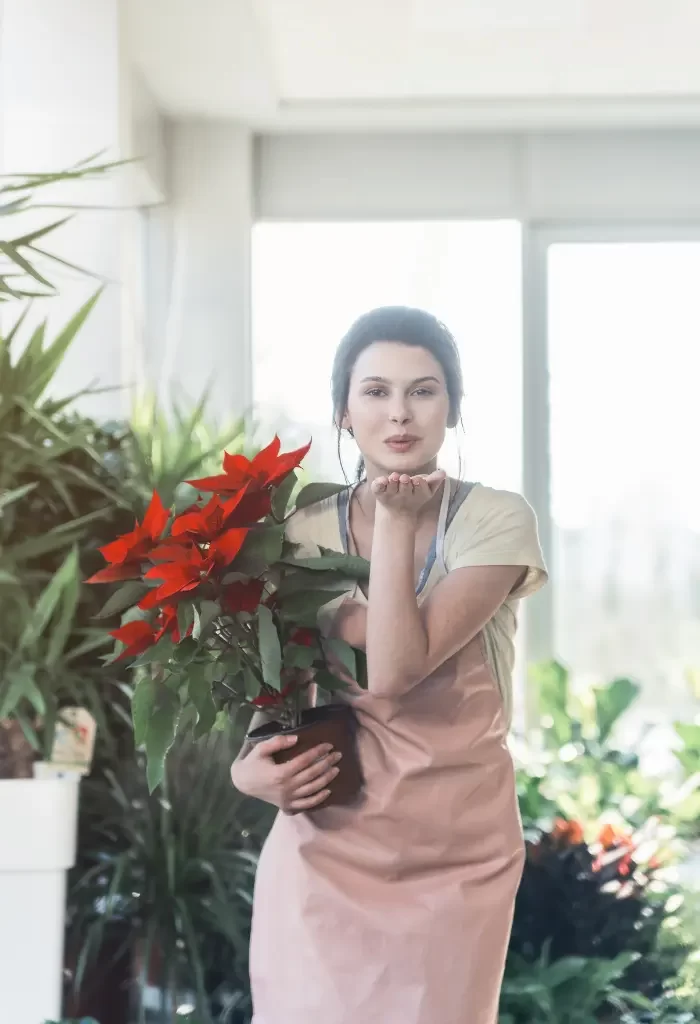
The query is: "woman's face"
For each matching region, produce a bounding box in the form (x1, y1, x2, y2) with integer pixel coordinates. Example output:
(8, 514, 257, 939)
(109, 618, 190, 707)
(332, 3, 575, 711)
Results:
(341, 341, 451, 476)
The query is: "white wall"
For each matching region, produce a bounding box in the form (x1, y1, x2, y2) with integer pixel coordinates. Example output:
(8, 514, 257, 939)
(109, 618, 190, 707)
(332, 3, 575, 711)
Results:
(256, 130, 700, 222)
(141, 121, 254, 425)
(0, 0, 168, 420)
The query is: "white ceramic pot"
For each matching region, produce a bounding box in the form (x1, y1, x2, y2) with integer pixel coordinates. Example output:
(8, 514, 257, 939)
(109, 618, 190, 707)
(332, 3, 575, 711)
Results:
(0, 778, 80, 1024)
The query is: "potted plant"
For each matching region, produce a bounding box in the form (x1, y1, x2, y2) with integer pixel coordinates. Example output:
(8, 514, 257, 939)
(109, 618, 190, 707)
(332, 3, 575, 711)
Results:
(88, 436, 369, 800)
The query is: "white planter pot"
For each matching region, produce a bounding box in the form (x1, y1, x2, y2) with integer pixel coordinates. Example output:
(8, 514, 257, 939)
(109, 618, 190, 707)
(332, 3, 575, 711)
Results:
(0, 778, 80, 1024)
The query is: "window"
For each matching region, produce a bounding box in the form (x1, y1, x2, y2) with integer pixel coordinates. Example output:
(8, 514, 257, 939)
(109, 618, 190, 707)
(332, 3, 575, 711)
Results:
(544, 238, 700, 751)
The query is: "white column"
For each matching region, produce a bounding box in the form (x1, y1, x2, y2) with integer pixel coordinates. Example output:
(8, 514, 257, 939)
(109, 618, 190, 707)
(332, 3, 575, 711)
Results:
(0, 779, 80, 1024)
(143, 121, 254, 424)
(0, 0, 141, 420)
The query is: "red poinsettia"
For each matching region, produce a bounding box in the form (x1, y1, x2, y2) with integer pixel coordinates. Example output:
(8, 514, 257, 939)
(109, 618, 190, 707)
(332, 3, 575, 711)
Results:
(87, 492, 169, 583)
(222, 578, 266, 614)
(110, 605, 191, 660)
(551, 818, 585, 847)
(289, 627, 317, 647)
(188, 436, 310, 495)
(171, 492, 248, 541)
(592, 823, 636, 876)
(142, 527, 248, 605)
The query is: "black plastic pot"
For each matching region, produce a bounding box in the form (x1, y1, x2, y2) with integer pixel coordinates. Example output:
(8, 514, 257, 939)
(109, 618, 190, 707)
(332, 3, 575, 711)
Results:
(247, 703, 363, 807)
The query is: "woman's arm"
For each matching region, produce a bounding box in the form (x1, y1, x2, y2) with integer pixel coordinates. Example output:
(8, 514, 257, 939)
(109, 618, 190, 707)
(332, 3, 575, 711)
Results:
(367, 504, 523, 699)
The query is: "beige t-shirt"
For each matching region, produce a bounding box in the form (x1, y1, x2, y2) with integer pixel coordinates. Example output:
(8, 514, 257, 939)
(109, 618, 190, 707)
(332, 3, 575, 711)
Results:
(286, 482, 548, 726)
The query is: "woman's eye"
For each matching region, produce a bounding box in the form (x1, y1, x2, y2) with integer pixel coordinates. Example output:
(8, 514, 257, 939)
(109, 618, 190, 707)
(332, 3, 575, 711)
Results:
(412, 388, 433, 397)
(365, 388, 386, 397)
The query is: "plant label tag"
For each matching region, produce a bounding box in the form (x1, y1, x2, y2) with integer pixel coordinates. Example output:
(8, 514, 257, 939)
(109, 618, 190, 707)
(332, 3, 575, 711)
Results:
(49, 707, 97, 773)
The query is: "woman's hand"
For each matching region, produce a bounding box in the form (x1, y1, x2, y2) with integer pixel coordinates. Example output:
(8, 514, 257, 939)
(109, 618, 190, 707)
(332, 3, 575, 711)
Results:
(371, 470, 446, 519)
(231, 735, 342, 813)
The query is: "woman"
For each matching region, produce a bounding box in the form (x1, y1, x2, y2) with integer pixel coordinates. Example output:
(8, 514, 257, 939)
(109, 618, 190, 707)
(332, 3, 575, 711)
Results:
(231, 306, 547, 1024)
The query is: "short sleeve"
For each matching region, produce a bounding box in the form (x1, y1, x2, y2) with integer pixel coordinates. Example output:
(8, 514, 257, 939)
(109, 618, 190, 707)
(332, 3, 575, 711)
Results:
(444, 486, 548, 599)
(285, 494, 344, 558)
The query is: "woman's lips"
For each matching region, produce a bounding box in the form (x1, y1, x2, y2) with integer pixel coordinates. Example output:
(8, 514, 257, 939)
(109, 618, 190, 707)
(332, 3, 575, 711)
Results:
(384, 436, 419, 452)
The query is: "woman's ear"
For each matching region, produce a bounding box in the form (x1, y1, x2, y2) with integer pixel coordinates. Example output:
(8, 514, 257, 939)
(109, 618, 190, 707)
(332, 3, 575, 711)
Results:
(339, 409, 352, 432)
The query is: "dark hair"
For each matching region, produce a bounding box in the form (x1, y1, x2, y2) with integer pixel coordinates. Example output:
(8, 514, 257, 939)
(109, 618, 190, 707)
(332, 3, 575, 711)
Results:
(332, 306, 464, 481)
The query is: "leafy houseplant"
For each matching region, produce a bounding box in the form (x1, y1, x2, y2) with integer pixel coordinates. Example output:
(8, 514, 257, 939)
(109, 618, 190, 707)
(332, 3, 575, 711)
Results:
(66, 729, 270, 1024)
(507, 817, 691, 1019)
(0, 155, 121, 301)
(516, 662, 667, 833)
(88, 436, 368, 797)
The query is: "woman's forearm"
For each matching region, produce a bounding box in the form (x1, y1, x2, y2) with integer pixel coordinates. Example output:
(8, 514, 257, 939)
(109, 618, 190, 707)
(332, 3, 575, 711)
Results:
(366, 507, 428, 698)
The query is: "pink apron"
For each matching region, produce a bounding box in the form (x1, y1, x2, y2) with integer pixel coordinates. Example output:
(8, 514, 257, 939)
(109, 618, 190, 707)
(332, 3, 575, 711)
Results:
(249, 484, 524, 1024)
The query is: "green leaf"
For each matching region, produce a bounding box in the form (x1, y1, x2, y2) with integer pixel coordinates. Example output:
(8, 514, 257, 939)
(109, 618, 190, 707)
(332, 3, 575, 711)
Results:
(177, 602, 195, 642)
(131, 672, 156, 748)
(295, 482, 348, 510)
(594, 676, 639, 743)
(531, 660, 571, 747)
(145, 689, 180, 792)
(45, 549, 80, 665)
(94, 580, 148, 620)
(323, 637, 357, 680)
(188, 667, 217, 739)
(280, 589, 338, 627)
(241, 666, 261, 700)
(237, 523, 286, 573)
(284, 643, 317, 671)
(18, 545, 79, 652)
(0, 481, 37, 512)
(272, 470, 297, 521)
(0, 664, 39, 718)
(313, 669, 350, 696)
(256, 605, 281, 691)
(284, 552, 370, 579)
(196, 599, 221, 638)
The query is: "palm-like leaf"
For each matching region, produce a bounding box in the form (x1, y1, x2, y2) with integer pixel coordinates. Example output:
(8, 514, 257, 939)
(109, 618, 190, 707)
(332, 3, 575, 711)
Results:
(0, 155, 124, 301)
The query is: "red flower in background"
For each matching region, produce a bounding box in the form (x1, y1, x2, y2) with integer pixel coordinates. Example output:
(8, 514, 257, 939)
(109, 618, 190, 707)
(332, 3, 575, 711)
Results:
(592, 823, 636, 876)
(597, 823, 634, 851)
(87, 492, 169, 583)
(551, 818, 585, 847)
(188, 436, 310, 495)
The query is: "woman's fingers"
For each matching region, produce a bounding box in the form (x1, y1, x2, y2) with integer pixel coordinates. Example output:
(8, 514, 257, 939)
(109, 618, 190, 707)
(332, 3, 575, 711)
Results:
(292, 760, 341, 799)
(277, 743, 333, 778)
(287, 788, 332, 813)
(291, 750, 342, 790)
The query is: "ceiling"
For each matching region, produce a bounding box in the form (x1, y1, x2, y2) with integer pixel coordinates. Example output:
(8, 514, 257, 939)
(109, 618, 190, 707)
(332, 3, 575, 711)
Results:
(123, 0, 700, 129)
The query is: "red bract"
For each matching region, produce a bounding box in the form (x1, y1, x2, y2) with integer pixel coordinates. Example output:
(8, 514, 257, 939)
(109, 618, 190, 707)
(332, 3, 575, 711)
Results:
(154, 605, 191, 643)
(87, 492, 169, 583)
(252, 681, 297, 708)
(143, 529, 249, 605)
(290, 628, 317, 647)
(187, 436, 311, 495)
(222, 579, 265, 614)
(144, 544, 216, 602)
(110, 619, 158, 660)
(171, 492, 248, 541)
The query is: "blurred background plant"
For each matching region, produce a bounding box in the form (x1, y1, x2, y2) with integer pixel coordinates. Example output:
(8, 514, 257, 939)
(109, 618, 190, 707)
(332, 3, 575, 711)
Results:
(513, 661, 696, 837)
(65, 728, 273, 1024)
(0, 155, 120, 301)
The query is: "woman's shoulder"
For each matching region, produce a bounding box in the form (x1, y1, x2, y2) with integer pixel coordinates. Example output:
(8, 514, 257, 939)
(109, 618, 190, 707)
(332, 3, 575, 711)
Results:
(285, 489, 348, 554)
(449, 481, 536, 529)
